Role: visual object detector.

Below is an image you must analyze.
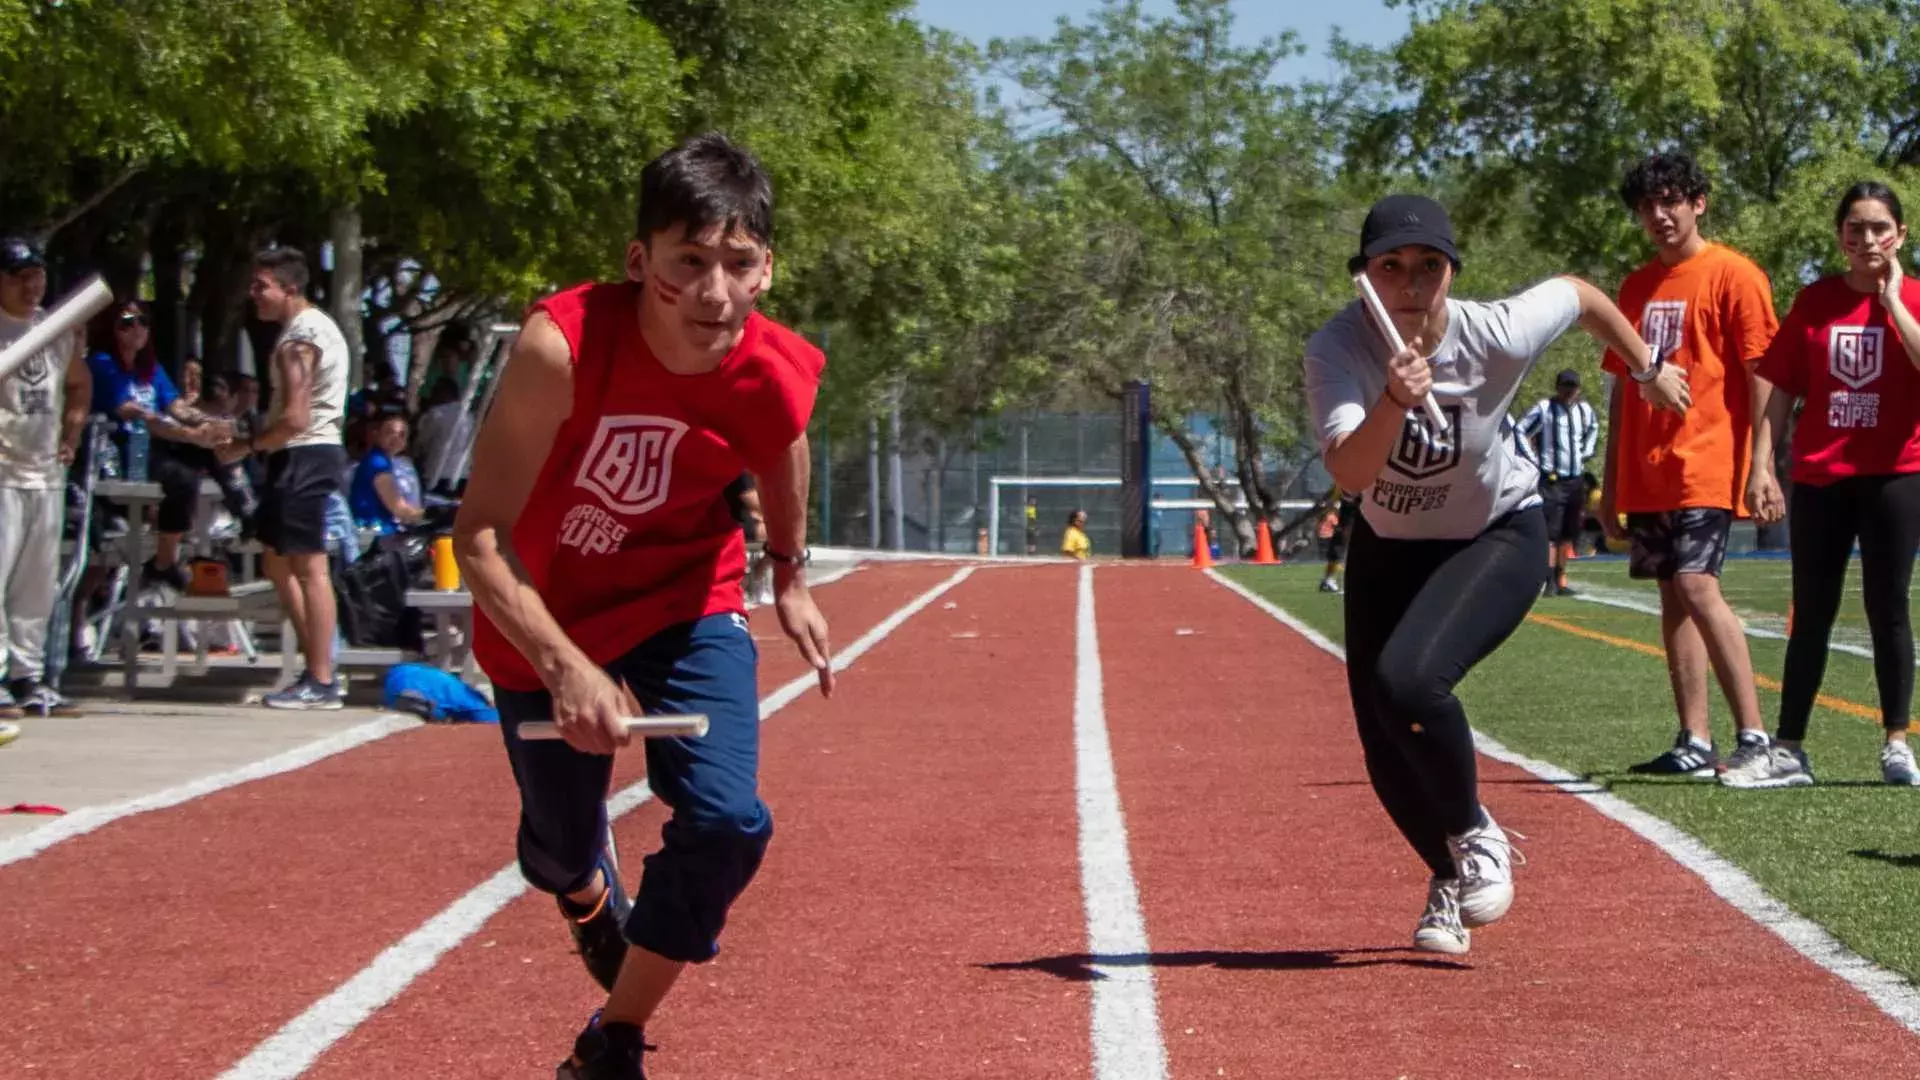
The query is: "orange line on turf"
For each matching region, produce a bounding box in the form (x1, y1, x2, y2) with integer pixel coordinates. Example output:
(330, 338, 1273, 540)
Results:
(1525, 612, 1901, 728)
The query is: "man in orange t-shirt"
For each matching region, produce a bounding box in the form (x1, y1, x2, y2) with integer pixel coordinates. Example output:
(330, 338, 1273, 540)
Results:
(1599, 152, 1775, 781)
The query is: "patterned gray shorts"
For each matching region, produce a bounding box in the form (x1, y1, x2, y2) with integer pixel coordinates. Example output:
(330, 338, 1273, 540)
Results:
(1626, 508, 1732, 581)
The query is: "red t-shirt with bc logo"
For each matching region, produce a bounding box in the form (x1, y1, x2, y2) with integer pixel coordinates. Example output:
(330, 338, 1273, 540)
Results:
(1756, 274, 1920, 486)
(473, 282, 825, 692)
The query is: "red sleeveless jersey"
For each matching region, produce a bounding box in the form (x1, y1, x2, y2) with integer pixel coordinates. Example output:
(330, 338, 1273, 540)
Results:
(472, 282, 824, 691)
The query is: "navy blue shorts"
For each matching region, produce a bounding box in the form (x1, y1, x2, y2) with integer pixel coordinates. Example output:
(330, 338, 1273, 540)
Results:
(496, 611, 769, 964)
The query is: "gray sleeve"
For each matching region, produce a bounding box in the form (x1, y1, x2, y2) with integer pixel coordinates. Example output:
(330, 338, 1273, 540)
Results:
(1480, 278, 1583, 364)
(1303, 332, 1369, 453)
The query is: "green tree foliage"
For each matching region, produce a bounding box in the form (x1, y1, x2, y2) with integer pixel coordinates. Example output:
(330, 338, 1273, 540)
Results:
(989, 0, 1353, 551)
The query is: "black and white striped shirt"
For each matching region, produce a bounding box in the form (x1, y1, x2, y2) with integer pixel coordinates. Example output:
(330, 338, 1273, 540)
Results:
(1516, 397, 1597, 479)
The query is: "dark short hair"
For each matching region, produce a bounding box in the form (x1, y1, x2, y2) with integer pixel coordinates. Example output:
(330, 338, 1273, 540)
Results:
(1620, 153, 1712, 210)
(252, 247, 311, 293)
(635, 132, 774, 247)
(1835, 181, 1905, 230)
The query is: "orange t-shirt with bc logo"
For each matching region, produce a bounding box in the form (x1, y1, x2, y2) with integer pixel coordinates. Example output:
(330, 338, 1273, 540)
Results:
(1602, 243, 1778, 515)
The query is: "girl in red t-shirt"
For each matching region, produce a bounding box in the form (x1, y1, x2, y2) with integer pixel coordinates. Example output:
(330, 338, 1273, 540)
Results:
(1734, 182, 1920, 789)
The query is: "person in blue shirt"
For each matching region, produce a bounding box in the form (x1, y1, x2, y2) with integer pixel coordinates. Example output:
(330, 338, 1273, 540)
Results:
(349, 406, 424, 534)
(91, 302, 243, 588)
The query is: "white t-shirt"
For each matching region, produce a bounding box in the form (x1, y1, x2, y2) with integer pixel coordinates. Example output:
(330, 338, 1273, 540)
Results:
(0, 308, 73, 490)
(1303, 278, 1583, 540)
(267, 305, 349, 449)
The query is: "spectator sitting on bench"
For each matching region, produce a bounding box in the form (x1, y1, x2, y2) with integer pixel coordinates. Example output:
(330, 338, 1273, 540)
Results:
(349, 406, 424, 534)
(92, 301, 248, 589)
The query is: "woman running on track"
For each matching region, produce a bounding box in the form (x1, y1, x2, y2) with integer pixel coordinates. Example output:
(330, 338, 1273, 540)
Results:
(1727, 181, 1920, 789)
(1303, 194, 1690, 954)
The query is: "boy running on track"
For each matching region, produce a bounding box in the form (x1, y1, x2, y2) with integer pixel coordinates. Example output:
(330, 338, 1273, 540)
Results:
(1304, 194, 1687, 955)
(1725, 182, 1920, 789)
(453, 133, 832, 1080)
(1600, 153, 1779, 781)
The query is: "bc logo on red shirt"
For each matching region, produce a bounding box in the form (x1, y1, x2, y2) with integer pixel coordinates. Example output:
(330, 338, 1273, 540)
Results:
(1828, 326, 1885, 390)
(574, 415, 689, 515)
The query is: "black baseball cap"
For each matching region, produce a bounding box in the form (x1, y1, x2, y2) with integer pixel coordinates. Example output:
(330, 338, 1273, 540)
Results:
(0, 236, 45, 274)
(1348, 195, 1462, 274)
(1557, 369, 1581, 389)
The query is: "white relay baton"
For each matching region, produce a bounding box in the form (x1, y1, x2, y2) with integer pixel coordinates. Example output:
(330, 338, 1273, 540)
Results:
(1353, 272, 1451, 444)
(0, 275, 113, 384)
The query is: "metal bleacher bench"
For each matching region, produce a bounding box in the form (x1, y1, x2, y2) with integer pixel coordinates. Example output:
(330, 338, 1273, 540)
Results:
(122, 579, 280, 695)
(276, 588, 477, 687)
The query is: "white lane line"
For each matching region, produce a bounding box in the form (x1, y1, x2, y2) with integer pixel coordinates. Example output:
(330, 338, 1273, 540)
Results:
(0, 714, 422, 869)
(1567, 583, 1905, 666)
(1206, 567, 1920, 1036)
(217, 567, 976, 1080)
(1076, 564, 1170, 1080)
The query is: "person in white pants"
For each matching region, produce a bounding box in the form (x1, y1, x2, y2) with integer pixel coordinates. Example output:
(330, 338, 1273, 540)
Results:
(0, 236, 90, 727)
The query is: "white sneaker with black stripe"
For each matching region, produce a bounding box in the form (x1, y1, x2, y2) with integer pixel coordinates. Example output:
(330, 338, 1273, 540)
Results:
(1719, 743, 1814, 789)
(1882, 741, 1920, 786)
(1448, 812, 1522, 928)
(1413, 877, 1469, 955)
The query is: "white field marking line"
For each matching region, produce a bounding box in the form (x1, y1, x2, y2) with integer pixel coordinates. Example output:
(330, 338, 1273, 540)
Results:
(1205, 568, 1920, 1035)
(217, 567, 976, 1080)
(0, 714, 423, 869)
(1568, 581, 1905, 666)
(1076, 564, 1171, 1080)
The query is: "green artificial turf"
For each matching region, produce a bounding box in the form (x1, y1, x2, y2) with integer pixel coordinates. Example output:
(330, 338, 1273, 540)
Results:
(1221, 560, 1920, 988)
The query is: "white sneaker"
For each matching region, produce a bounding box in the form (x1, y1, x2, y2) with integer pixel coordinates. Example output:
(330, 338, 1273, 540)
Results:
(1882, 741, 1920, 786)
(1413, 877, 1469, 955)
(0, 720, 19, 748)
(1720, 744, 1815, 789)
(1448, 813, 1522, 928)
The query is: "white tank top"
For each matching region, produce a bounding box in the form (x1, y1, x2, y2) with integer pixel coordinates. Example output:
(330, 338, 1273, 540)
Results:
(267, 305, 349, 449)
(0, 308, 73, 490)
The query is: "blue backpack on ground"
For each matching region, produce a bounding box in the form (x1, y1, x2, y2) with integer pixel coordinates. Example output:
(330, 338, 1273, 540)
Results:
(383, 663, 499, 724)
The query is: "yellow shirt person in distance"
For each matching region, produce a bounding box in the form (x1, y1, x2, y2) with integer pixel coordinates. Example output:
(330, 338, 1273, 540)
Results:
(1061, 510, 1092, 560)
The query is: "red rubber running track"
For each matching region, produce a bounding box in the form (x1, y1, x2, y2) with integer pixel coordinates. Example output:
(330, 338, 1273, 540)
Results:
(6, 560, 1920, 1078)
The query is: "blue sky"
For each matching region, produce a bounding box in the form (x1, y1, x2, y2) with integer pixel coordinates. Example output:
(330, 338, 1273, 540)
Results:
(910, 0, 1411, 84)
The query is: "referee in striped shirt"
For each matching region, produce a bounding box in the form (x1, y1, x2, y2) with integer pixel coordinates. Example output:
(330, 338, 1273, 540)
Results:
(1517, 369, 1599, 596)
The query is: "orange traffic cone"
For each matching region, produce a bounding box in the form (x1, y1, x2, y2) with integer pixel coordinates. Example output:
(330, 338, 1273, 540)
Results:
(1252, 520, 1279, 565)
(1191, 523, 1214, 569)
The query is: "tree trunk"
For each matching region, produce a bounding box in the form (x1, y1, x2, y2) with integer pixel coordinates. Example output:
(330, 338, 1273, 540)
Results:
(150, 203, 187, 373)
(408, 322, 446, 403)
(1161, 418, 1254, 554)
(329, 202, 366, 388)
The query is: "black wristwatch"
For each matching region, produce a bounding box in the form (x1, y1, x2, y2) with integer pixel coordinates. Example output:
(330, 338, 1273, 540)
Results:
(761, 545, 809, 566)
(1630, 354, 1665, 384)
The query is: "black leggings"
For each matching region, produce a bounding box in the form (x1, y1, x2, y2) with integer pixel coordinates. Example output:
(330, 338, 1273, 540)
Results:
(1778, 472, 1920, 741)
(1345, 507, 1546, 878)
(152, 443, 256, 536)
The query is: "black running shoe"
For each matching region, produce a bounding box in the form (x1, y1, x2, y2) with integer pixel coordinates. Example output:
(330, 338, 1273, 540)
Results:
(562, 848, 632, 991)
(557, 1013, 647, 1080)
(143, 558, 189, 592)
(1628, 731, 1718, 777)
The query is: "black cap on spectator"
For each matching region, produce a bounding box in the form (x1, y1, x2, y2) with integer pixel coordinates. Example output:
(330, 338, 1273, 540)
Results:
(0, 236, 46, 274)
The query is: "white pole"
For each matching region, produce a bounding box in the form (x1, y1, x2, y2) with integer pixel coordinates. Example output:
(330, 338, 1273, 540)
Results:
(988, 480, 1002, 556)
